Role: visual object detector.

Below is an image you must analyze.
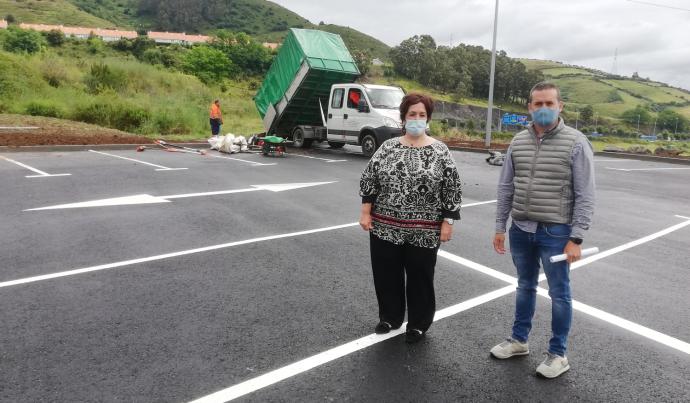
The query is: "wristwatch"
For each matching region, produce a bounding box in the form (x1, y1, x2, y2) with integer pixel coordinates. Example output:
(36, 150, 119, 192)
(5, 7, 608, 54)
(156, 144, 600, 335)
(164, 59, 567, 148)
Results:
(443, 218, 455, 225)
(569, 237, 583, 245)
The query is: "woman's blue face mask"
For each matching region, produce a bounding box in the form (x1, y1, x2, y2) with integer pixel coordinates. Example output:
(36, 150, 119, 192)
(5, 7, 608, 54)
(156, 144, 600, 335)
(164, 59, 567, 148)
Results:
(405, 119, 427, 136)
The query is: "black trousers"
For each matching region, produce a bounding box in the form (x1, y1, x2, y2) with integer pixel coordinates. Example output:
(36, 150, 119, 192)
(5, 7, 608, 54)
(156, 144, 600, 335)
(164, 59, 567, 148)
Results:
(370, 233, 439, 332)
(210, 118, 221, 135)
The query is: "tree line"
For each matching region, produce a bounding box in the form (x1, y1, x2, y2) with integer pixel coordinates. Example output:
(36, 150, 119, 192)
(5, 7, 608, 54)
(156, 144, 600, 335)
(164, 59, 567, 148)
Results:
(390, 35, 544, 104)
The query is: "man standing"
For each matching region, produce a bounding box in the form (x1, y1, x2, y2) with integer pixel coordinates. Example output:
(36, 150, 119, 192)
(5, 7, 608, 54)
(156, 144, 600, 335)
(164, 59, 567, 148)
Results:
(490, 82, 595, 378)
(209, 99, 223, 137)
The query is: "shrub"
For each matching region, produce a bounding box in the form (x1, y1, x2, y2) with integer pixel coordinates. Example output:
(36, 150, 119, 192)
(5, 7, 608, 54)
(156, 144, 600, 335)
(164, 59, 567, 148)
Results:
(182, 45, 235, 84)
(73, 102, 151, 132)
(41, 62, 68, 87)
(44, 29, 65, 47)
(141, 48, 163, 65)
(2, 27, 46, 54)
(84, 63, 128, 94)
(25, 101, 63, 118)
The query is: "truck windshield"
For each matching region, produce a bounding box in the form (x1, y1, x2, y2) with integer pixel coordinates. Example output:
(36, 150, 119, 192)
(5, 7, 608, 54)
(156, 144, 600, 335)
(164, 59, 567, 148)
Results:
(365, 88, 405, 110)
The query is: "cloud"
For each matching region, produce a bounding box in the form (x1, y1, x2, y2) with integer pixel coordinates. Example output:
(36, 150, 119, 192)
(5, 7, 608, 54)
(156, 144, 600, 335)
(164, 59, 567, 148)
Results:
(271, 0, 690, 89)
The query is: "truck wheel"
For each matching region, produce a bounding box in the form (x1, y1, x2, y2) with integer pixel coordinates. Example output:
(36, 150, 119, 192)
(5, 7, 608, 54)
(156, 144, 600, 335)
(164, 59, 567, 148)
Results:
(361, 134, 377, 157)
(328, 141, 345, 149)
(292, 128, 312, 148)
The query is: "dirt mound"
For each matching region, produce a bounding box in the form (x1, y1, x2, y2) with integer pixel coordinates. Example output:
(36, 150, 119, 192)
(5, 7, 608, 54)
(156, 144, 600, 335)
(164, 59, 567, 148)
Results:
(0, 114, 153, 147)
(443, 138, 509, 150)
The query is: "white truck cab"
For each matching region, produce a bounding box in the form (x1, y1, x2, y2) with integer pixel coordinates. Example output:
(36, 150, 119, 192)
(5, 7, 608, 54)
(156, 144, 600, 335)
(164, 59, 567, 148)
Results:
(291, 83, 404, 157)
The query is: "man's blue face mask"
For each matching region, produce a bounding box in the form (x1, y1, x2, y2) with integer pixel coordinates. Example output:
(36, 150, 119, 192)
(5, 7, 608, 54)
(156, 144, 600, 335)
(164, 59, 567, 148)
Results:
(531, 107, 559, 127)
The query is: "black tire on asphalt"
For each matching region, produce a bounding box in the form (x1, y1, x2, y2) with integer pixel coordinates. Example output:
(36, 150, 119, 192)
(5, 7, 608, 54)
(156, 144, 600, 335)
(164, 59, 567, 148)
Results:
(361, 134, 377, 157)
(292, 128, 312, 148)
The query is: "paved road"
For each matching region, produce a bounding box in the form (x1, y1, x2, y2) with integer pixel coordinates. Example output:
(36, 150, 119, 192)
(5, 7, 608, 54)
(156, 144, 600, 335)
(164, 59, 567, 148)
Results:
(1, 144, 688, 402)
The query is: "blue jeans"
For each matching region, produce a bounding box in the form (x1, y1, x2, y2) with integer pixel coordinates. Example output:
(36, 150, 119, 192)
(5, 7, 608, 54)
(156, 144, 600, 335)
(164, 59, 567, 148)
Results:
(509, 223, 572, 356)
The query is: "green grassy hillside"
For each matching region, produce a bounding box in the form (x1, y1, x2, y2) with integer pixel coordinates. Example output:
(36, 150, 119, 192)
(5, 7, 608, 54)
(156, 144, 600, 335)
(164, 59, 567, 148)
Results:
(0, 41, 263, 139)
(1, 0, 391, 60)
(520, 59, 690, 132)
(57, 0, 391, 60)
(312, 23, 390, 61)
(0, 0, 114, 27)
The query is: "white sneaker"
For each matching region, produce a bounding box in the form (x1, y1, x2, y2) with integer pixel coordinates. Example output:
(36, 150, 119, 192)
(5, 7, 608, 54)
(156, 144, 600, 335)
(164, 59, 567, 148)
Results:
(490, 338, 529, 359)
(536, 352, 570, 378)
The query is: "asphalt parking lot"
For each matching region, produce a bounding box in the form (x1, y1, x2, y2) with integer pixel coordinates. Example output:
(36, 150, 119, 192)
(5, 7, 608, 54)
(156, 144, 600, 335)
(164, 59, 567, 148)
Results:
(1, 144, 689, 402)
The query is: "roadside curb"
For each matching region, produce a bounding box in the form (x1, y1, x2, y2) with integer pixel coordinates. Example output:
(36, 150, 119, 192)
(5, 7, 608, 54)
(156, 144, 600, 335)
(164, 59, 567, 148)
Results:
(2, 142, 689, 166)
(593, 151, 690, 166)
(0, 142, 209, 153)
(445, 145, 690, 166)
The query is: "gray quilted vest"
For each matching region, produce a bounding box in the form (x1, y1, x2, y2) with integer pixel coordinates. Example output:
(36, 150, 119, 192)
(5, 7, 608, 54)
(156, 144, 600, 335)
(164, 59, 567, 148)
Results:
(510, 119, 580, 224)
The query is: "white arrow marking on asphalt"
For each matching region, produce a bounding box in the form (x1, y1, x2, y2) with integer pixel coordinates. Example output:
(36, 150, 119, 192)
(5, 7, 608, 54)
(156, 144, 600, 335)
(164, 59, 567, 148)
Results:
(24, 182, 335, 211)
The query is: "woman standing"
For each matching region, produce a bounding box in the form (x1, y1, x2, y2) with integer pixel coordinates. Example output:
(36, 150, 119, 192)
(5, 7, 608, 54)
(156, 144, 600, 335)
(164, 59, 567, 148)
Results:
(359, 93, 462, 343)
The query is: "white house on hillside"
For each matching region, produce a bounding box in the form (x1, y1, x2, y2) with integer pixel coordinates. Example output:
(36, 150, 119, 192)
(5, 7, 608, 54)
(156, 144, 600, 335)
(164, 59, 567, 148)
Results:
(19, 23, 137, 41)
(147, 31, 211, 45)
(0, 19, 8, 29)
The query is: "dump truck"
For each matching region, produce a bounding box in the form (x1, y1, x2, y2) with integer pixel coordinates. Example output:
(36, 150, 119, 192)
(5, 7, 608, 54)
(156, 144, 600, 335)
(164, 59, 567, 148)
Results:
(254, 28, 404, 157)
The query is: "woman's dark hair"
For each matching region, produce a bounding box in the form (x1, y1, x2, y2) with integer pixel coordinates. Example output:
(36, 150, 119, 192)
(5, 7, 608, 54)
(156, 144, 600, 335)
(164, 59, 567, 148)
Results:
(399, 93, 434, 122)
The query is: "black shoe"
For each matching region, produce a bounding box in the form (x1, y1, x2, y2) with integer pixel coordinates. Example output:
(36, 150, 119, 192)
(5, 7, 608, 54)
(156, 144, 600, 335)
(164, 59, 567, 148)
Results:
(405, 328, 425, 343)
(375, 321, 393, 334)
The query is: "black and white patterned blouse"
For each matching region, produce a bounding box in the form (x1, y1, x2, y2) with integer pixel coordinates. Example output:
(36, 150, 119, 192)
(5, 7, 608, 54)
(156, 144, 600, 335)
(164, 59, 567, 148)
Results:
(359, 137, 463, 248)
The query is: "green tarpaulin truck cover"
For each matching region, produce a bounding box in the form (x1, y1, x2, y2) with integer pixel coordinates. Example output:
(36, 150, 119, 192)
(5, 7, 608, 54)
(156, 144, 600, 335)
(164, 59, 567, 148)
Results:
(254, 28, 360, 134)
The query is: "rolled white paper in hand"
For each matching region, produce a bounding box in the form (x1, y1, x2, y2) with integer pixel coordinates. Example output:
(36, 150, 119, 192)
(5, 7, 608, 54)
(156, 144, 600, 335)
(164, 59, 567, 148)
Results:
(549, 247, 600, 263)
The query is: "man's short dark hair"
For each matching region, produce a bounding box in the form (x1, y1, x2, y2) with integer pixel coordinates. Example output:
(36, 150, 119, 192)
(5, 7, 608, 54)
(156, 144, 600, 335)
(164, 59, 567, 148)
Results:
(529, 82, 562, 103)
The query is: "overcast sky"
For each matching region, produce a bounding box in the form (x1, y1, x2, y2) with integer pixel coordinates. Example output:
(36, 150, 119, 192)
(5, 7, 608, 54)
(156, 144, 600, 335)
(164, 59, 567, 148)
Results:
(271, 0, 690, 91)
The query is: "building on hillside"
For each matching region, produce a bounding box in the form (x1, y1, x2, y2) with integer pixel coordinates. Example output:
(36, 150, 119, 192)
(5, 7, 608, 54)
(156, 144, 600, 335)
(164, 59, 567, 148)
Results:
(0, 19, 8, 29)
(262, 42, 279, 50)
(147, 31, 211, 45)
(372, 58, 384, 66)
(18, 23, 137, 41)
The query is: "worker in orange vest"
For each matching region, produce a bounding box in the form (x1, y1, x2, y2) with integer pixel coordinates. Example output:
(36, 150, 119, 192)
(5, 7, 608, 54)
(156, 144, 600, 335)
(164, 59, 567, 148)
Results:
(209, 99, 223, 136)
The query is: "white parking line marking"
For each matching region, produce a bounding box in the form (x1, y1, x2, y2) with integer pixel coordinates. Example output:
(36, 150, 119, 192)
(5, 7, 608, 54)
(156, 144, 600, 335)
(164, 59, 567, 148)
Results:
(187, 285, 517, 403)
(206, 153, 276, 166)
(1, 156, 71, 178)
(187, 216, 690, 402)
(290, 153, 347, 163)
(606, 167, 690, 172)
(439, 250, 690, 355)
(88, 150, 188, 171)
(539, 289, 690, 354)
(0, 222, 359, 288)
(536, 216, 690, 281)
(7, 199, 495, 282)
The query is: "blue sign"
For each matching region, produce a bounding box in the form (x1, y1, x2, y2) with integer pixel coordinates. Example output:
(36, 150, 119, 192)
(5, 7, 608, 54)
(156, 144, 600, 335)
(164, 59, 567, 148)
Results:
(502, 113, 528, 126)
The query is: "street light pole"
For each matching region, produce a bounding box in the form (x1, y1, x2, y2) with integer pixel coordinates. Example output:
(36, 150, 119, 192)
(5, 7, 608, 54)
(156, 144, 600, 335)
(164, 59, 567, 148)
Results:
(484, 0, 499, 148)
(575, 111, 580, 130)
(637, 114, 640, 134)
(674, 118, 678, 136)
(653, 116, 657, 136)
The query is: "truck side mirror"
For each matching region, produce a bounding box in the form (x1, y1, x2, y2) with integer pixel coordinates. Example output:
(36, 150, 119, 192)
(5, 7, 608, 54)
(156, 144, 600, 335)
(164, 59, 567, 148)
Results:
(358, 99, 370, 113)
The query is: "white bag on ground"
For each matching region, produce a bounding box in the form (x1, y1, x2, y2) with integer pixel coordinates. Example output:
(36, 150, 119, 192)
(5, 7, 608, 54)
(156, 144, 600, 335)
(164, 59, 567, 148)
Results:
(208, 135, 223, 150)
(219, 134, 240, 154)
(232, 135, 248, 152)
